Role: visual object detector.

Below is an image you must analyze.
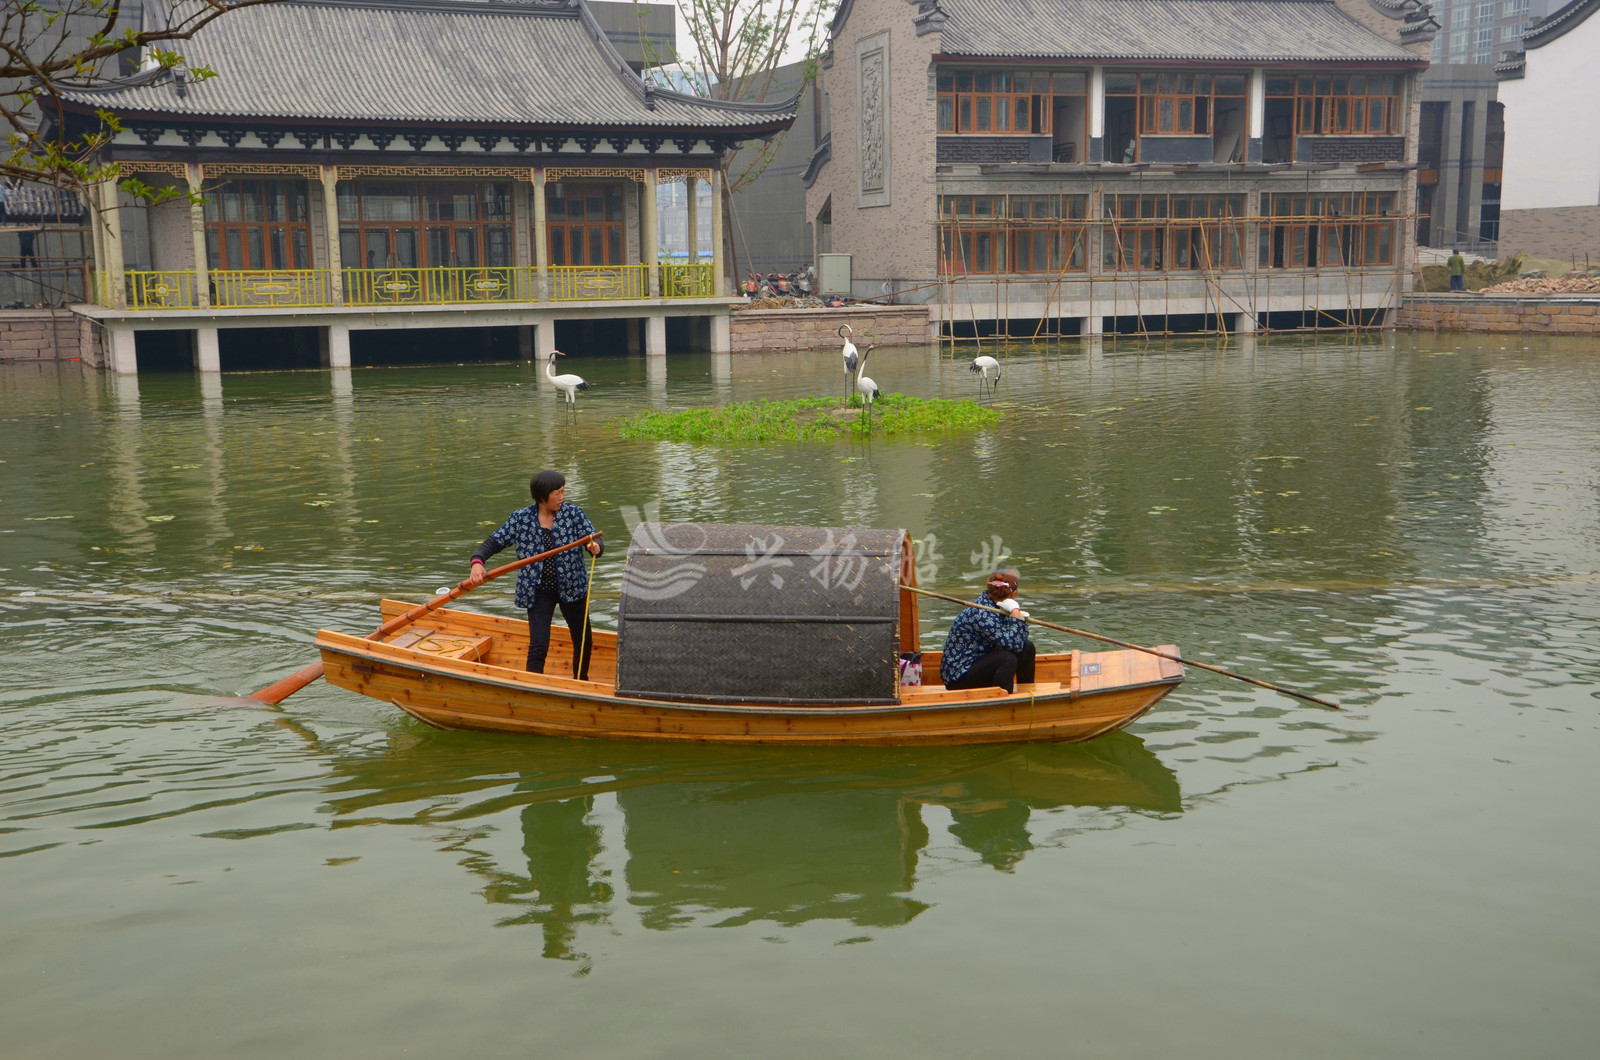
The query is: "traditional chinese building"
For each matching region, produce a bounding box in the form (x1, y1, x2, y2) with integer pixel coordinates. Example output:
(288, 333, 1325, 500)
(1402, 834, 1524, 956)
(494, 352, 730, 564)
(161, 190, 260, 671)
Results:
(804, 0, 1438, 335)
(59, 0, 796, 373)
(1496, 0, 1600, 260)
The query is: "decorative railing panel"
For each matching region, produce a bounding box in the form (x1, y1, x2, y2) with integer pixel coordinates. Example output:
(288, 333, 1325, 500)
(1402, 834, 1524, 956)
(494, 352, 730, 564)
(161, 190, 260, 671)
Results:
(659, 263, 714, 298)
(344, 267, 537, 306)
(212, 269, 335, 308)
(127, 270, 197, 310)
(549, 265, 650, 302)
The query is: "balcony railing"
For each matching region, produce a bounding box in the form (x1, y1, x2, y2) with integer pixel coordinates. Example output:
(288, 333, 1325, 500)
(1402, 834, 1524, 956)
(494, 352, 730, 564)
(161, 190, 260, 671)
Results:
(660, 263, 714, 298)
(214, 269, 335, 308)
(343, 266, 537, 306)
(128, 270, 198, 310)
(113, 263, 723, 309)
(549, 264, 650, 302)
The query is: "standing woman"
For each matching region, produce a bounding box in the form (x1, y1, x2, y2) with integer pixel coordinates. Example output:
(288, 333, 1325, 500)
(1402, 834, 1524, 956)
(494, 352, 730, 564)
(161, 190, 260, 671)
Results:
(467, 470, 603, 678)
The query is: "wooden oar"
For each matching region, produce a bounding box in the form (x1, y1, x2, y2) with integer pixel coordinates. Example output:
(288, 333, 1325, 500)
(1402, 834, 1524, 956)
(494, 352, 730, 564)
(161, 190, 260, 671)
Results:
(248, 532, 603, 705)
(900, 582, 1341, 710)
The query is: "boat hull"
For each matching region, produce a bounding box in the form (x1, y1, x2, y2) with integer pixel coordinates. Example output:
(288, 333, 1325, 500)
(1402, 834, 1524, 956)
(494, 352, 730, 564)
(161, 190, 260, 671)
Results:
(315, 602, 1184, 746)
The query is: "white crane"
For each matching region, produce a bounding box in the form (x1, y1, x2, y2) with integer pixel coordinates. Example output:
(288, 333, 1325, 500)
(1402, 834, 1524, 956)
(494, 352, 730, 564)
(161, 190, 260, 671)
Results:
(838, 324, 875, 403)
(853, 342, 880, 419)
(545, 350, 590, 411)
(969, 354, 1001, 395)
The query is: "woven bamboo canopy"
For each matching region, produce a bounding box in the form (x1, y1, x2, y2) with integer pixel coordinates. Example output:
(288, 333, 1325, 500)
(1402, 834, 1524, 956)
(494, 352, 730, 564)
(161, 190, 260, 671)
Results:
(615, 523, 908, 705)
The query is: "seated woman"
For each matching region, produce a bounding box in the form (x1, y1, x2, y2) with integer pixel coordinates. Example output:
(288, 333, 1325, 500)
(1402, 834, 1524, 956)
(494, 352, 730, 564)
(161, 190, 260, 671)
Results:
(939, 568, 1036, 693)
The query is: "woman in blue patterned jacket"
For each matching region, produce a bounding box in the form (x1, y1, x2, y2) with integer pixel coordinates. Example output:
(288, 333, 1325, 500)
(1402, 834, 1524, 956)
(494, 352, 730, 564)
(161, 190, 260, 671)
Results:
(467, 470, 603, 678)
(939, 569, 1036, 693)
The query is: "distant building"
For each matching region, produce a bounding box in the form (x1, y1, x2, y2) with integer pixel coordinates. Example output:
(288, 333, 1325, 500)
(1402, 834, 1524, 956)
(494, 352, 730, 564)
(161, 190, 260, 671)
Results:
(805, 0, 1438, 336)
(1496, 0, 1600, 259)
(52, 0, 795, 374)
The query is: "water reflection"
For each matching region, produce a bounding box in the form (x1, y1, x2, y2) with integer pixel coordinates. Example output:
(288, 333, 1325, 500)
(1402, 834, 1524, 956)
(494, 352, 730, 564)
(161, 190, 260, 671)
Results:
(324, 733, 1179, 962)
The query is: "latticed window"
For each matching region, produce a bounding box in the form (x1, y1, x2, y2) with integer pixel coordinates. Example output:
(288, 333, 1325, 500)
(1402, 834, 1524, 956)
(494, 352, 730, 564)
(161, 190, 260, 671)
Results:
(337, 182, 511, 269)
(204, 181, 312, 270)
(1265, 74, 1402, 136)
(937, 194, 1087, 275)
(936, 70, 1062, 134)
(1102, 194, 1245, 272)
(1259, 192, 1397, 268)
(545, 183, 626, 266)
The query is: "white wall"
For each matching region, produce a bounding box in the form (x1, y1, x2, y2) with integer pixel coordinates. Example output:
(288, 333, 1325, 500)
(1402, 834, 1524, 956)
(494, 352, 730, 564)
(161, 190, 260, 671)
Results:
(1500, 17, 1600, 211)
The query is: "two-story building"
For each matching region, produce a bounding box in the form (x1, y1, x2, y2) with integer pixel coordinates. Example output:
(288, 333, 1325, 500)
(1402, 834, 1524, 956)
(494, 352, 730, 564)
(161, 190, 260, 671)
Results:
(59, 0, 796, 374)
(805, 0, 1437, 336)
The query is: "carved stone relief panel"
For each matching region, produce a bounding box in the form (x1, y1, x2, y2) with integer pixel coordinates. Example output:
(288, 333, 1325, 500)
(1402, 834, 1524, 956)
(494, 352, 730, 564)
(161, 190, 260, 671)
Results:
(856, 32, 891, 208)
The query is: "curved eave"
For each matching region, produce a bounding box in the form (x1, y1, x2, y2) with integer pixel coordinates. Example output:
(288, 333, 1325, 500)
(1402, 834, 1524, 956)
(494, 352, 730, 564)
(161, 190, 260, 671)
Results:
(932, 52, 1428, 67)
(57, 97, 795, 138)
(1522, 0, 1599, 48)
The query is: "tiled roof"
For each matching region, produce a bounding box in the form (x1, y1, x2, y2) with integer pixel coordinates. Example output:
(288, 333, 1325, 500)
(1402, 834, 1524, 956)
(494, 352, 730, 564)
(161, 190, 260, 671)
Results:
(931, 0, 1421, 63)
(59, 0, 795, 130)
(1524, 0, 1599, 48)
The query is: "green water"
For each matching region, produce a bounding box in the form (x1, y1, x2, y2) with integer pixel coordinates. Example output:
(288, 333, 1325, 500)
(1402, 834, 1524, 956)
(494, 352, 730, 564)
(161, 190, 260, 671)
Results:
(2, 334, 1598, 1057)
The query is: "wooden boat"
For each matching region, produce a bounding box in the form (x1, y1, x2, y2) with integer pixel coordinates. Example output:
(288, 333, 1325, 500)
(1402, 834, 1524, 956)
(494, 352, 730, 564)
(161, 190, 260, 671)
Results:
(315, 523, 1184, 745)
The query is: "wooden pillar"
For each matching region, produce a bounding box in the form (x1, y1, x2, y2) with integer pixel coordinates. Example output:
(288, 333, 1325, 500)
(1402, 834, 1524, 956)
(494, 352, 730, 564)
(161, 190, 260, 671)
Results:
(321, 165, 343, 307)
(533, 167, 550, 301)
(643, 168, 660, 297)
(88, 179, 108, 304)
(685, 175, 698, 263)
(100, 180, 127, 309)
(710, 166, 727, 297)
(187, 163, 209, 309)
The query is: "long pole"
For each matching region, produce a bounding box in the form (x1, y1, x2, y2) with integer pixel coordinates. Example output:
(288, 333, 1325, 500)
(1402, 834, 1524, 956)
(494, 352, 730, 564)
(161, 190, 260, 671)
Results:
(249, 532, 602, 705)
(900, 582, 1340, 710)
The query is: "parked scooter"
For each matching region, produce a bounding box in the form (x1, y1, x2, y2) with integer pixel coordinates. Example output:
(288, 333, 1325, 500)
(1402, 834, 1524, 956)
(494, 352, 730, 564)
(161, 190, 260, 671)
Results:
(768, 272, 792, 297)
(744, 272, 761, 298)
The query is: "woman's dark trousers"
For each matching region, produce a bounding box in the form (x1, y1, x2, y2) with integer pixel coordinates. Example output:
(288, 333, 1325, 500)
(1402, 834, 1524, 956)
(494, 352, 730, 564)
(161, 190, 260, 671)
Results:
(526, 590, 594, 679)
(946, 640, 1036, 692)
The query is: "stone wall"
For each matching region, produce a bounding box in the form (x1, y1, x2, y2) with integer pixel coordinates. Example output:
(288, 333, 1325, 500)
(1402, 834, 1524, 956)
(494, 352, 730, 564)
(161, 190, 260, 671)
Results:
(0, 310, 103, 365)
(1498, 206, 1600, 261)
(1394, 294, 1600, 334)
(730, 305, 929, 351)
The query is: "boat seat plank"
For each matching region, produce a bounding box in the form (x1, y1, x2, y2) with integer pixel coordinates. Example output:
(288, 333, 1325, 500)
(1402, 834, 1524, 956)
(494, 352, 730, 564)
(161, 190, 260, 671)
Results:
(382, 628, 493, 662)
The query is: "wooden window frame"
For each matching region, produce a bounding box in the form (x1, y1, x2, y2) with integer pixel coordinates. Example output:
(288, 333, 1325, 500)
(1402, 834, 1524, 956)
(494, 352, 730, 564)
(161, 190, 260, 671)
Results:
(1266, 73, 1402, 137)
(544, 181, 628, 267)
(1258, 191, 1397, 268)
(337, 181, 512, 270)
(1102, 193, 1245, 272)
(937, 194, 1088, 275)
(936, 69, 1063, 135)
(204, 179, 313, 270)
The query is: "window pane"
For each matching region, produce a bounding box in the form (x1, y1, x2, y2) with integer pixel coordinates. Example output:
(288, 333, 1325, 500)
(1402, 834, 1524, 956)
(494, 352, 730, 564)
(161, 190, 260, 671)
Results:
(549, 229, 566, 266)
(246, 228, 264, 269)
(608, 227, 621, 264)
(938, 98, 954, 131)
(589, 228, 603, 264)
(976, 98, 991, 131)
(1178, 98, 1192, 131)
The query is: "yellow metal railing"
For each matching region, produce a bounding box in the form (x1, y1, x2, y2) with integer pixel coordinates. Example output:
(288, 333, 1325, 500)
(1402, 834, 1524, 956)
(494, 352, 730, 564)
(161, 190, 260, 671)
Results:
(549, 264, 650, 302)
(212, 269, 335, 308)
(659, 263, 715, 298)
(343, 266, 537, 306)
(126, 270, 197, 309)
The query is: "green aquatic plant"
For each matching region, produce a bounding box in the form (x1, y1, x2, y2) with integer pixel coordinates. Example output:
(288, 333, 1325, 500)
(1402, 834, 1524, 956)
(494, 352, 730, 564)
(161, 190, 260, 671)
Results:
(614, 394, 1000, 443)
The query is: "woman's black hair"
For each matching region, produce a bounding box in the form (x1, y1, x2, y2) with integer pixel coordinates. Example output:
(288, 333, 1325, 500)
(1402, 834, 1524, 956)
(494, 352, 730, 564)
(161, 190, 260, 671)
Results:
(530, 469, 566, 504)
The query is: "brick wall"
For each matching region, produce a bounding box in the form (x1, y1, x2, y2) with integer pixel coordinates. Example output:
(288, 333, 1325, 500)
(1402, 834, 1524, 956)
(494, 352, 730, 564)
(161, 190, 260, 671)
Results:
(1394, 294, 1600, 334)
(1306, 137, 1405, 163)
(1498, 206, 1600, 261)
(805, 0, 940, 292)
(146, 180, 195, 272)
(936, 137, 1032, 164)
(0, 310, 104, 364)
(730, 305, 929, 351)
